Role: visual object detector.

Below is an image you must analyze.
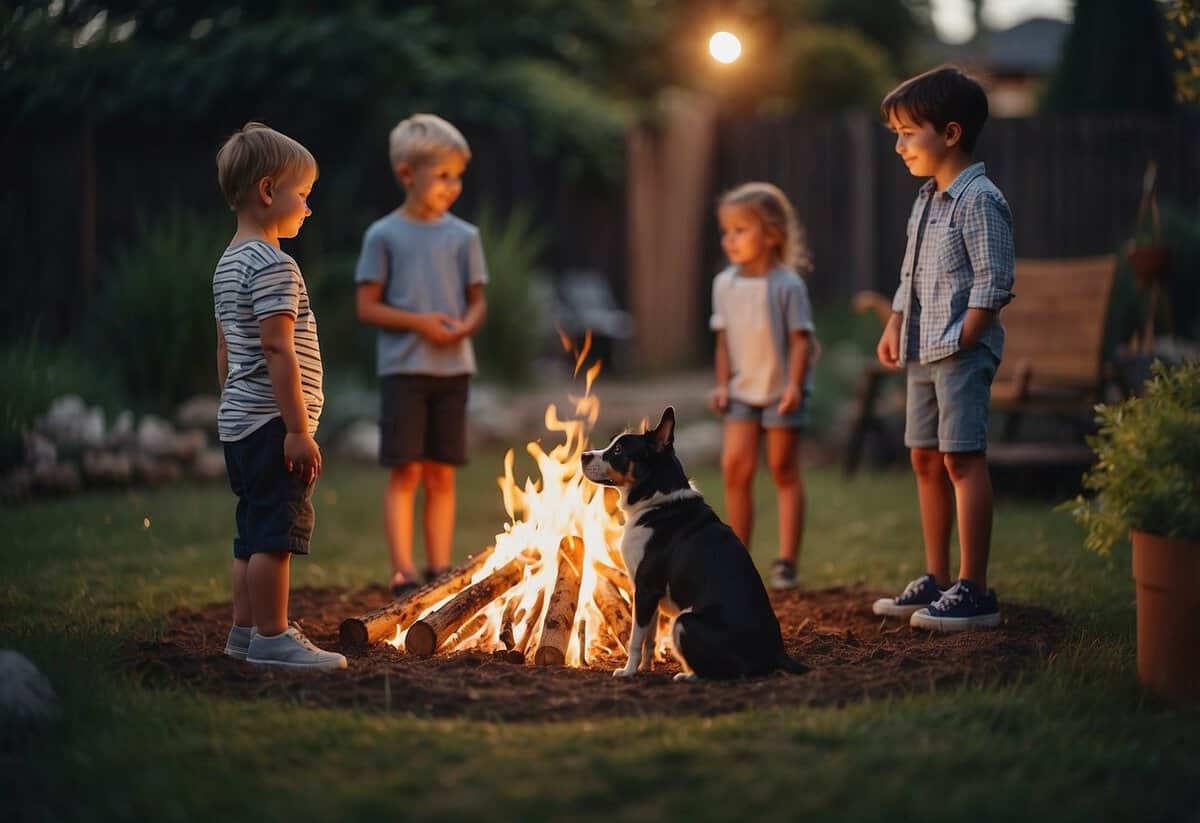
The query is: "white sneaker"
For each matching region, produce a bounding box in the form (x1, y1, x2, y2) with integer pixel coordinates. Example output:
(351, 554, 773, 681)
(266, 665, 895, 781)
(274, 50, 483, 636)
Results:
(224, 625, 256, 660)
(246, 627, 347, 672)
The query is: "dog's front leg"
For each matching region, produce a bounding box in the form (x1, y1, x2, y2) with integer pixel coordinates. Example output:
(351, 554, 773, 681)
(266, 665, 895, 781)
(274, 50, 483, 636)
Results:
(613, 586, 661, 677)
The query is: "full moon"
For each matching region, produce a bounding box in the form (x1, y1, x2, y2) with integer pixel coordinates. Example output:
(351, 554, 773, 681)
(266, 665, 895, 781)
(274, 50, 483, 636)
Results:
(709, 31, 742, 64)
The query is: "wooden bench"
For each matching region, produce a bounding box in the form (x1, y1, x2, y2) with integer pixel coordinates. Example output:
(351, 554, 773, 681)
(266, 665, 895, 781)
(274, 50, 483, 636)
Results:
(843, 255, 1117, 475)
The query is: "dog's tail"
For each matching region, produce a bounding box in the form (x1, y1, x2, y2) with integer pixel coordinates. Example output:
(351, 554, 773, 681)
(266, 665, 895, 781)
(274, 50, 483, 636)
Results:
(775, 650, 810, 675)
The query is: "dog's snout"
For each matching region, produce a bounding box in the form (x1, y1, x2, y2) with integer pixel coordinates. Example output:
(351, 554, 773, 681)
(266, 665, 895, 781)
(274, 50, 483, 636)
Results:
(582, 452, 595, 466)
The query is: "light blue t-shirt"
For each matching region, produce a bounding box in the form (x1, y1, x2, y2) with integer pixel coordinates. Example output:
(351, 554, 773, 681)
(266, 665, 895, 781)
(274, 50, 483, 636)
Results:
(354, 212, 489, 377)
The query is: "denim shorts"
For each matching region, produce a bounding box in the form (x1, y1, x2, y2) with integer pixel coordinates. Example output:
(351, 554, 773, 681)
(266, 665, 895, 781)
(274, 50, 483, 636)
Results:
(223, 417, 315, 558)
(725, 397, 809, 430)
(904, 345, 999, 453)
(379, 374, 469, 466)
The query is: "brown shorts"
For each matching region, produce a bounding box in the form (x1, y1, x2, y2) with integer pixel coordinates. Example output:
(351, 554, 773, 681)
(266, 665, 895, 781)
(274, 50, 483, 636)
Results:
(379, 374, 469, 466)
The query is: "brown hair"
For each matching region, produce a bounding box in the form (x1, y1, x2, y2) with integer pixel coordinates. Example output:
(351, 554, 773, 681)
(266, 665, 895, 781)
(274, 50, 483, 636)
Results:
(216, 122, 317, 210)
(718, 182, 812, 272)
(881, 66, 989, 154)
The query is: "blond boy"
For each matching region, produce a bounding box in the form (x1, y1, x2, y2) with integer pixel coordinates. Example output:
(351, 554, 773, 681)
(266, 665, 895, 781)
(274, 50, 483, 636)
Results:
(354, 114, 488, 597)
(214, 122, 345, 670)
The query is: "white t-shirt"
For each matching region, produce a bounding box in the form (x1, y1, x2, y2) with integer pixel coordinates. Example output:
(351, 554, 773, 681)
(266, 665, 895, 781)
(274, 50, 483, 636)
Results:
(710, 274, 781, 405)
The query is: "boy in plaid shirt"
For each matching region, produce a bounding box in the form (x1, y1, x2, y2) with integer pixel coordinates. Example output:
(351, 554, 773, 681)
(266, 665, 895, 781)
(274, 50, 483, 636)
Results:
(871, 66, 1014, 631)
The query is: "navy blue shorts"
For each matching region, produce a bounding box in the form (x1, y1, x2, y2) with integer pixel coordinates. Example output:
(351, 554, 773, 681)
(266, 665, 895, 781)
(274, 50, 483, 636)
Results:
(379, 374, 469, 466)
(223, 417, 315, 558)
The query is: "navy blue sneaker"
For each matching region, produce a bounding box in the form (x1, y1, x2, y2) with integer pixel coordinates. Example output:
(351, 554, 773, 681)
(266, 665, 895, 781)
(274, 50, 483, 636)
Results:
(910, 578, 1000, 631)
(872, 574, 945, 618)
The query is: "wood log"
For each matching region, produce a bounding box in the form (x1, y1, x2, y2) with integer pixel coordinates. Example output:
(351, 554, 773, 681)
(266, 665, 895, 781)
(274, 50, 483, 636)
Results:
(338, 547, 495, 649)
(592, 574, 632, 648)
(499, 597, 521, 651)
(442, 611, 491, 651)
(405, 555, 529, 656)
(517, 590, 546, 656)
(534, 536, 585, 666)
(593, 561, 632, 595)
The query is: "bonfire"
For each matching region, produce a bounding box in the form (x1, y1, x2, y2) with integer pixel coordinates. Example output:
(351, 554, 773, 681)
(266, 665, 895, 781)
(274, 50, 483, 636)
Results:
(340, 333, 662, 668)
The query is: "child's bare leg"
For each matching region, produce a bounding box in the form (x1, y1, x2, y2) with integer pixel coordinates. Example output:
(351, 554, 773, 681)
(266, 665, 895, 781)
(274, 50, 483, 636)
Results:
(231, 558, 253, 627)
(721, 420, 761, 547)
(421, 461, 456, 574)
(943, 451, 992, 590)
(385, 463, 422, 584)
(247, 551, 290, 636)
(765, 428, 804, 563)
(910, 447, 953, 587)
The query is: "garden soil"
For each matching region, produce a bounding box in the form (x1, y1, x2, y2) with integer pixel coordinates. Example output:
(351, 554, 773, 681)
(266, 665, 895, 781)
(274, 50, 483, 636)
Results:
(126, 586, 1062, 722)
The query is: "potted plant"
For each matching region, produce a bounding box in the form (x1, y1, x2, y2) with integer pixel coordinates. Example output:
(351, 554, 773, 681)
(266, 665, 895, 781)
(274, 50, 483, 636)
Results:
(1065, 360, 1200, 700)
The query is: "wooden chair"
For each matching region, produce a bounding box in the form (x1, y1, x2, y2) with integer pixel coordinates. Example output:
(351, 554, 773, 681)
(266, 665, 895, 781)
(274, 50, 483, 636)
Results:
(843, 255, 1118, 475)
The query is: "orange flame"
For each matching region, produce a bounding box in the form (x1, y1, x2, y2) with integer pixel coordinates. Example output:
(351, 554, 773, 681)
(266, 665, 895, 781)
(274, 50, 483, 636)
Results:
(389, 332, 644, 666)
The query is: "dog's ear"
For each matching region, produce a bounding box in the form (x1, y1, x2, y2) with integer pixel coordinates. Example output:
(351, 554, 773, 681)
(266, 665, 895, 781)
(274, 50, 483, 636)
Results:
(650, 407, 675, 451)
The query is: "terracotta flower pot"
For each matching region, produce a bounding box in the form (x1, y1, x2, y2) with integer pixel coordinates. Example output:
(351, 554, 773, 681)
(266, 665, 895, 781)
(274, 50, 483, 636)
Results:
(1131, 529, 1200, 700)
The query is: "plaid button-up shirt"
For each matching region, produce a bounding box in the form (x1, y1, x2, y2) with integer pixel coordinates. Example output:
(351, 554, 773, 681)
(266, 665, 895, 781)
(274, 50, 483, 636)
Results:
(891, 162, 1015, 366)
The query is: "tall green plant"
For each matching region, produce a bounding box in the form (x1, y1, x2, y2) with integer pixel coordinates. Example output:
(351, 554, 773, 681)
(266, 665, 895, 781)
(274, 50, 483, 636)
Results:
(472, 205, 548, 387)
(1063, 360, 1200, 554)
(0, 334, 122, 468)
(89, 207, 229, 411)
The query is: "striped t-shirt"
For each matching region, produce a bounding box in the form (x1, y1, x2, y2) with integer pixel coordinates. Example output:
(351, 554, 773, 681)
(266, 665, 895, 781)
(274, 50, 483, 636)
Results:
(213, 240, 324, 442)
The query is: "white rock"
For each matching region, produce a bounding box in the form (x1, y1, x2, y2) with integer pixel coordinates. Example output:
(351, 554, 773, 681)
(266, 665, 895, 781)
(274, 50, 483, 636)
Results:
(22, 431, 57, 467)
(30, 461, 81, 495)
(38, 395, 105, 449)
(81, 450, 134, 485)
(176, 395, 220, 432)
(108, 410, 136, 448)
(173, 429, 207, 462)
(136, 415, 177, 457)
(192, 448, 227, 481)
(335, 419, 380, 461)
(0, 650, 58, 722)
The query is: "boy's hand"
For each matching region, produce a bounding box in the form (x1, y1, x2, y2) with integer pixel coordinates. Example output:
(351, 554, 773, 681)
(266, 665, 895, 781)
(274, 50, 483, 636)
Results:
(418, 313, 459, 346)
(709, 386, 729, 415)
(876, 315, 902, 369)
(284, 432, 322, 484)
(777, 384, 802, 415)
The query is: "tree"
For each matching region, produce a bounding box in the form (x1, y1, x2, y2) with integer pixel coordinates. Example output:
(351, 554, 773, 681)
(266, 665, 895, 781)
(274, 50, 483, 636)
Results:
(1042, 0, 1175, 113)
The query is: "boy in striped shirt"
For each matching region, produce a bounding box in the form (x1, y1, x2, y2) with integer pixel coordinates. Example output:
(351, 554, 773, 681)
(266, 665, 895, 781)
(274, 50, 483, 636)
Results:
(212, 122, 345, 671)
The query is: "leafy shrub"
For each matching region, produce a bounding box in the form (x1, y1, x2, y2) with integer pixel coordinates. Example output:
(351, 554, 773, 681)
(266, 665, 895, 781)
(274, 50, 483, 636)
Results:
(472, 205, 548, 387)
(87, 207, 228, 412)
(775, 26, 894, 112)
(1063, 360, 1200, 554)
(0, 336, 122, 468)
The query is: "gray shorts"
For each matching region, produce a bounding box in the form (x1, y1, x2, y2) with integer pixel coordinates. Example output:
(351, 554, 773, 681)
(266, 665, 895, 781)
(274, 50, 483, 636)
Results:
(904, 345, 999, 453)
(726, 398, 809, 430)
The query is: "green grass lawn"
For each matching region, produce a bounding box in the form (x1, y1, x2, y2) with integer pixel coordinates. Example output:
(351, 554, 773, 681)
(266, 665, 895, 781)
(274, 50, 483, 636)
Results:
(2, 449, 1197, 822)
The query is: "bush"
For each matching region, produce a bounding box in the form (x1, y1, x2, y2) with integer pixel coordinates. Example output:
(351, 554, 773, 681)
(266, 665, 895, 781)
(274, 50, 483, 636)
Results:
(87, 207, 228, 412)
(774, 26, 894, 112)
(472, 205, 548, 387)
(1063, 360, 1200, 554)
(0, 336, 122, 469)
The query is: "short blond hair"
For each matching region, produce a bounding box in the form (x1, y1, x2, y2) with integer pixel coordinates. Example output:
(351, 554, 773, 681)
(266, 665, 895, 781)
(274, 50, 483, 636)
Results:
(216, 122, 317, 210)
(719, 182, 812, 272)
(388, 113, 471, 170)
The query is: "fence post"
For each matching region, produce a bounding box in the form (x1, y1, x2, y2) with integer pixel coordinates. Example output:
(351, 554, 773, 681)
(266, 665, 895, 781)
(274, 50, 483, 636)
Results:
(846, 111, 879, 295)
(625, 90, 717, 371)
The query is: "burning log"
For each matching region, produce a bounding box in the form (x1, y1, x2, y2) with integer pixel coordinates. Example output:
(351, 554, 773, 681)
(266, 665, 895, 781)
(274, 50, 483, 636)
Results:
(593, 561, 632, 595)
(534, 536, 585, 666)
(405, 554, 531, 656)
(592, 573, 632, 647)
(338, 547, 495, 649)
(518, 590, 546, 656)
(499, 597, 521, 651)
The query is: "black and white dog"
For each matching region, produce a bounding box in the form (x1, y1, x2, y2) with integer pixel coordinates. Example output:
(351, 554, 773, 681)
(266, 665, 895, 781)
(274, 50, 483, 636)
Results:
(581, 407, 808, 681)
